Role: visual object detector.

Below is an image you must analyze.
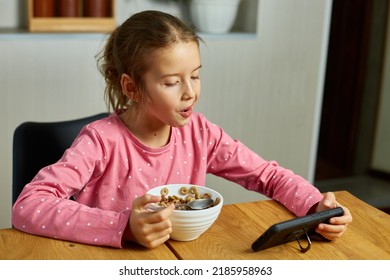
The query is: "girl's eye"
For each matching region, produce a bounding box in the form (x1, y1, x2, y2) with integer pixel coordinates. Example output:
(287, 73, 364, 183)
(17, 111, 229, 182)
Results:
(191, 76, 200, 80)
(165, 81, 179, 87)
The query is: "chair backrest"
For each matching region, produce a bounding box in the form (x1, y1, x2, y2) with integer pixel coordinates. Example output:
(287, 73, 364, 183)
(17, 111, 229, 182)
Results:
(12, 113, 109, 204)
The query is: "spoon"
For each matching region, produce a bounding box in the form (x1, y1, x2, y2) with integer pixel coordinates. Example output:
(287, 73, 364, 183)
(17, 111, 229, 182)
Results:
(175, 198, 214, 210)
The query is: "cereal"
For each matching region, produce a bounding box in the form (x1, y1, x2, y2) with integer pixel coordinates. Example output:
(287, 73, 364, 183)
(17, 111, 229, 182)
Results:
(201, 192, 211, 199)
(154, 185, 219, 211)
(189, 186, 198, 194)
(179, 186, 188, 195)
(160, 187, 169, 196)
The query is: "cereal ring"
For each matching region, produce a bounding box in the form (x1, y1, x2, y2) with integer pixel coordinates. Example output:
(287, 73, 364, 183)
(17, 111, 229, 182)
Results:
(179, 186, 188, 195)
(160, 187, 169, 196)
(201, 192, 211, 199)
(189, 186, 198, 194)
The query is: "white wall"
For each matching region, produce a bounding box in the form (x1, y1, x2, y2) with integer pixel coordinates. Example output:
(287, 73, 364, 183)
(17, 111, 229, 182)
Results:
(0, 0, 332, 228)
(0, 37, 108, 229)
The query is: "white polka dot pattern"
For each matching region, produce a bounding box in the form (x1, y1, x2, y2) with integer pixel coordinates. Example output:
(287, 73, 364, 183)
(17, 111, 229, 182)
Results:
(12, 112, 323, 248)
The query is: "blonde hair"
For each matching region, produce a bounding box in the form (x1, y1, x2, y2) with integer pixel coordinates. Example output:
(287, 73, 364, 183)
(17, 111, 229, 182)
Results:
(97, 10, 202, 114)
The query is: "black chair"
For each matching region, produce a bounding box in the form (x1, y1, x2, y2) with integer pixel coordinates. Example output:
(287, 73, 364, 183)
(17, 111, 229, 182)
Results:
(12, 112, 109, 204)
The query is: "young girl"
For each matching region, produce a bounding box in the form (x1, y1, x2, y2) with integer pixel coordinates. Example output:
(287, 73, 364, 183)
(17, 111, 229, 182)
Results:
(12, 10, 352, 249)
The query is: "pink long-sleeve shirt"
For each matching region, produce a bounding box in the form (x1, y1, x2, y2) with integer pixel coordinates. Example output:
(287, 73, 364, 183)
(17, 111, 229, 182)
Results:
(12, 112, 323, 248)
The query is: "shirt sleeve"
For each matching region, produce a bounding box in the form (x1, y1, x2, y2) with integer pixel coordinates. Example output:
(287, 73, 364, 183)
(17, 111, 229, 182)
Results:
(12, 125, 130, 248)
(203, 116, 323, 217)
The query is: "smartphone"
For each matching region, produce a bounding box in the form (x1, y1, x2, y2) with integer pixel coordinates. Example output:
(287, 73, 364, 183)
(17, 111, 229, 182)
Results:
(251, 207, 344, 252)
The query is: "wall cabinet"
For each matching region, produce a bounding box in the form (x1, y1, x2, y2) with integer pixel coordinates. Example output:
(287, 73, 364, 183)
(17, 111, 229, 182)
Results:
(27, 0, 116, 32)
(1, 0, 257, 36)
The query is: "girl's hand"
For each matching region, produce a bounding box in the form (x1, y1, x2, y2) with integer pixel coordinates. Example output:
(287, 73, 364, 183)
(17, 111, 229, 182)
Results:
(314, 192, 353, 240)
(125, 193, 175, 248)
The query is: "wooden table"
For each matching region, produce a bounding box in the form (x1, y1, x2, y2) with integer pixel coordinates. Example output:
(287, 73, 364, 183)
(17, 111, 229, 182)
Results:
(0, 228, 177, 260)
(1, 191, 389, 260)
(166, 191, 390, 260)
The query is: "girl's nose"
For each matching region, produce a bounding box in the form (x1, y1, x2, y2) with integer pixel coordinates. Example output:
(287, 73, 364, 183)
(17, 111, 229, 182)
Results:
(182, 81, 196, 99)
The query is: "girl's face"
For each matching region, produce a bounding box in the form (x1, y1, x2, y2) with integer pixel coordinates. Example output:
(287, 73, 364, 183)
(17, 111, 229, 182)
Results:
(141, 41, 201, 129)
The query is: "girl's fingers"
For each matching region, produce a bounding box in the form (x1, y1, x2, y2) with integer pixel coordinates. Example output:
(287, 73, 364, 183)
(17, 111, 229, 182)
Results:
(135, 218, 173, 248)
(132, 194, 162, 210)
(315, 223, 346, 240)
(140, 203, 175, 224)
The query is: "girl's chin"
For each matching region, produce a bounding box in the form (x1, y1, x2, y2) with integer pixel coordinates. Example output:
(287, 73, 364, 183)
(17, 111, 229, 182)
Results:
(174, 116, 191, 127)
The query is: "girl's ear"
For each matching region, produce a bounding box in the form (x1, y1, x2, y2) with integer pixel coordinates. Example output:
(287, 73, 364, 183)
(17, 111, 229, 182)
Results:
(121, 73, 137, 101)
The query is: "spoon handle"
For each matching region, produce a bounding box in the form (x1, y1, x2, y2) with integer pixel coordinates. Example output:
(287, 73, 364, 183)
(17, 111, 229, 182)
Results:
(144, 203, 165, 212)
(175, 204, 191, 210)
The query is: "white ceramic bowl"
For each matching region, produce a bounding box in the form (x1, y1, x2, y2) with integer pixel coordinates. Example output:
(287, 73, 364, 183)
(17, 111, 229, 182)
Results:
(189, 0, 241, 34)
(147, 184, 223, 241)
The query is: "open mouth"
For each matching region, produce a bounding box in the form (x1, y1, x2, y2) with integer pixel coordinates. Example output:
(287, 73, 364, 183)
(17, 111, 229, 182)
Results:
(180, 106, 193, 118)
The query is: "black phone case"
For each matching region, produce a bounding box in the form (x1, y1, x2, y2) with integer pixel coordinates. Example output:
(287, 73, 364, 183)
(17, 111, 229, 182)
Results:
(251, 207, 344, 252)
